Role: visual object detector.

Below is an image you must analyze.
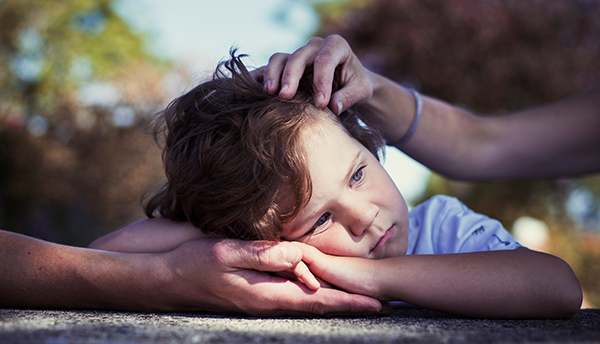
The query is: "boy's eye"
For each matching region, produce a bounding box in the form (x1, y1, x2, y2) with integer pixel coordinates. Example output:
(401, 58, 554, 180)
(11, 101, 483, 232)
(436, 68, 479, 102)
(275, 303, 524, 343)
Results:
(307, 213, 330, 235)
(316, 213, 329, 227)
(350, 168, 364, 185)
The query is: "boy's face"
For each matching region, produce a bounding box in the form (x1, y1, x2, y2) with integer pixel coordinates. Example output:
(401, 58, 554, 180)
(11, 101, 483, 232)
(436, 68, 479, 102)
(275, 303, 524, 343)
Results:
(282, 115, 409, 259)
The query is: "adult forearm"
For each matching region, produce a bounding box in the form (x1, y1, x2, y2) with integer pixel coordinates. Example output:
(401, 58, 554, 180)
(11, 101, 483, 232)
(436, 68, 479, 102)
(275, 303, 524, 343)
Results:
(0, 230, 168, 311)
(365, 72, 497, 180)
(479, 85, 600, 179)
(366, 74, 600, 180)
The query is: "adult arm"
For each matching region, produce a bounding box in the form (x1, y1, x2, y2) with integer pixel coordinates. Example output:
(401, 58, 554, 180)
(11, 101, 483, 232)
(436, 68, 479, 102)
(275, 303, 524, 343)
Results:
(0, 229, 381, 315)
(89, 218, 320, 290)
(296, 244, 582, 318)
(262, 35, 600, 180)
(367, 74, 600, 180)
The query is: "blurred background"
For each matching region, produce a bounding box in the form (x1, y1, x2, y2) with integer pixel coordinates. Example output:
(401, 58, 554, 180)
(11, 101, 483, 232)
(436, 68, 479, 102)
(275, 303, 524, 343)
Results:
(1, 0, 599, 307)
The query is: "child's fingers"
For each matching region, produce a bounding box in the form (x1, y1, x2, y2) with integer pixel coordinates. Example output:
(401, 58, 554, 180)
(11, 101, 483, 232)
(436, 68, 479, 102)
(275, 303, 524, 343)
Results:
(292, 260, 320, 291)
(269, 263, 326, 291)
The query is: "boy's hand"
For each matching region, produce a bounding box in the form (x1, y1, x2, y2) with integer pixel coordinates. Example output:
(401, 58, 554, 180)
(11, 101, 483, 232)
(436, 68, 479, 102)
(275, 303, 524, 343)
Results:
(271, 270, 334, 289)
(159, 238, 382, 316)
(291, 242, 382, 299)
(258, 35, 373, 115)
(217, 240, 321, 291)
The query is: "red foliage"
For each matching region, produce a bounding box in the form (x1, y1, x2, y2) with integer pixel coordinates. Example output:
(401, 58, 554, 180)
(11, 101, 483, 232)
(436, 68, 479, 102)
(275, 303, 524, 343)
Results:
(319, 0, 600, 113)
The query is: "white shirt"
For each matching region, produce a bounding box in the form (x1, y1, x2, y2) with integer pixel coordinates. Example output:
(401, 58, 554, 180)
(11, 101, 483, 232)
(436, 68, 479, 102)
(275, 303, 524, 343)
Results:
(407, 195, 521, 255)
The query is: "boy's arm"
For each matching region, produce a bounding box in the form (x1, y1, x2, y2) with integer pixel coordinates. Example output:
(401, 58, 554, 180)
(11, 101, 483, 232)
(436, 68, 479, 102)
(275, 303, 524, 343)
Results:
(0, 229, 381, 314)
(89, 218, 205, 253)
(296, 244, 582, 318)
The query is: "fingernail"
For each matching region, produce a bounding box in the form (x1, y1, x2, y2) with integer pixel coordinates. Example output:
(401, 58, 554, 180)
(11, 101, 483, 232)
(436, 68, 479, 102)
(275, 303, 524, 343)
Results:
(337, 101, 344, 114)
(280, 83, 289, 95)
(264, 80, 271, 91)
(316, 92, 324, 107)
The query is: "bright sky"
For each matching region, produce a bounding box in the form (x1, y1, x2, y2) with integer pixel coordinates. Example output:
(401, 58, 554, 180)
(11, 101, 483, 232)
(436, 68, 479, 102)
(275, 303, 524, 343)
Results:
(113, 0, 430, 205)
(114, 0, 318, 72)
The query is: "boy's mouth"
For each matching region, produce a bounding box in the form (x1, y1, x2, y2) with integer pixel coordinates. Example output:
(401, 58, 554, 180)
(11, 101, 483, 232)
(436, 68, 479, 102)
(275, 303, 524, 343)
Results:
(370, 226, 394, 254)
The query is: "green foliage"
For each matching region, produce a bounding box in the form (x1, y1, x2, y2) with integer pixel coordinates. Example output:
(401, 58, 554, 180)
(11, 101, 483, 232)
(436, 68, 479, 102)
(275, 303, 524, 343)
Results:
(0, 0, 171, 245)
(311, 0, 369, 24)
(0, 0, 161, 118)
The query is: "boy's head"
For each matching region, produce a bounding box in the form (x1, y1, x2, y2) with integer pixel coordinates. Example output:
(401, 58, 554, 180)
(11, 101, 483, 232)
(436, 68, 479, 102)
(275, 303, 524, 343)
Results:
(145, 51, 385, 241)
(281, 116, 410, 259)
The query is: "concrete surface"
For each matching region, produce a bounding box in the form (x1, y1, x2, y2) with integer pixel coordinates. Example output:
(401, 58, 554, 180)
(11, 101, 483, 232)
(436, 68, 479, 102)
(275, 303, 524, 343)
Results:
(1, 307, 599, 343)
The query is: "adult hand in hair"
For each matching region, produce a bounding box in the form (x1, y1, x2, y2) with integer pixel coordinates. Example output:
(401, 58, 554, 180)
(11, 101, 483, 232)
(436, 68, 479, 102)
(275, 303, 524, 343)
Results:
(261, 34, 373, 115)
(258, 34, 422, 148)
(262, 35, 600, 180)
(1, 227, 381, 315)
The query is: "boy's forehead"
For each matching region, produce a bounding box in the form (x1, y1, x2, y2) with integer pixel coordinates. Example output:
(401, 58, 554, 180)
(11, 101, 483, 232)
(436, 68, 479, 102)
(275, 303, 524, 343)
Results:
(288, 117, 364, 219)
(302, 108, 351, 143)
(304, 105, 337, 124)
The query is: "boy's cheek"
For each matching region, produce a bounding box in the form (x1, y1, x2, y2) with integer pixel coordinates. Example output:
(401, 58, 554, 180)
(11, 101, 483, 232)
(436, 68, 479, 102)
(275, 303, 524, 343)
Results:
(387, 221, 410, 258)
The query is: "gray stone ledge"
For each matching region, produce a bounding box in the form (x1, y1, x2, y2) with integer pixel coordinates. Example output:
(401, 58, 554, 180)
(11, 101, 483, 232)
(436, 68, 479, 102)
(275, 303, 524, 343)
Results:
(1, 308, 599, 343)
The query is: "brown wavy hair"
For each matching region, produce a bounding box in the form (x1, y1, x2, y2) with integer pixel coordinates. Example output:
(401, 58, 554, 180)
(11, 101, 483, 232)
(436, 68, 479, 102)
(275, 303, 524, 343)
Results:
(144, 50, 384, 241)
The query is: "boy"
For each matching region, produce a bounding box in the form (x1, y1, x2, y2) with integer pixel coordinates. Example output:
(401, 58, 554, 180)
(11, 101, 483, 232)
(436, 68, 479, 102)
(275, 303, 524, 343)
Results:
(90, 52, 582, 318)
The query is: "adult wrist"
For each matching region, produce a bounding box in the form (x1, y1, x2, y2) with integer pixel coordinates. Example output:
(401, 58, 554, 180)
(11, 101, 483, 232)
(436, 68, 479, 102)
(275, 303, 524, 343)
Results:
(366, 72, 420, 144)
(134, 251, 188, 312)
(92, 251, 176, 312)
(388, 88, 422, 147)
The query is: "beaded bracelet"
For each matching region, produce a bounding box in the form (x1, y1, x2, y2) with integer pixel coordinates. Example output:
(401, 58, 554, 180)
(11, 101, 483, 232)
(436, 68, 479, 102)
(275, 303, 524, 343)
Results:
(393, 88, 422, 147)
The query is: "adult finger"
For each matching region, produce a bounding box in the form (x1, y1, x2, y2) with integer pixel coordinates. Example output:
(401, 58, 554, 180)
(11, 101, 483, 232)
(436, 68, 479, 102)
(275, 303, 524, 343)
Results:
(216, 239, 302, 272)
(291, 260, 320, 291)
(278, 37, 325, 100)
(237, 276, 382, 316)
(279, 284, 382, 316)
(263, 53, 289, 94)
(311, 34, 355, 109)
(329, 70, 374, 115)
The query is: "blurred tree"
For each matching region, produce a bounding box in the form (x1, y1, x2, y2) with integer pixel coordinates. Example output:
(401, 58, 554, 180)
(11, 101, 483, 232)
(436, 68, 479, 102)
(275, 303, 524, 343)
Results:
(314, 0, 600, 306)
(0, 0, 174, 246)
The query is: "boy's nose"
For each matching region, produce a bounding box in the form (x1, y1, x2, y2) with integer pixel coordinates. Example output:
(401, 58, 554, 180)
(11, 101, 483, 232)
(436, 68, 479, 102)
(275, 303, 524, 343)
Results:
(347, 202, 379, 237)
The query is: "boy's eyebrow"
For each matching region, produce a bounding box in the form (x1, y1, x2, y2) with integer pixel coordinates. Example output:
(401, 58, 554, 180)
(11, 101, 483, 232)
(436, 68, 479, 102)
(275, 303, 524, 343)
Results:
(343, 151, 362, 186)
(288, 150, 362, 238)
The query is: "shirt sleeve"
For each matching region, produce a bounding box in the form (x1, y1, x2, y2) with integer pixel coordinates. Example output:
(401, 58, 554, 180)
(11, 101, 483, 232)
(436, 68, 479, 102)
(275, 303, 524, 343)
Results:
(407, 195, 522, 255)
